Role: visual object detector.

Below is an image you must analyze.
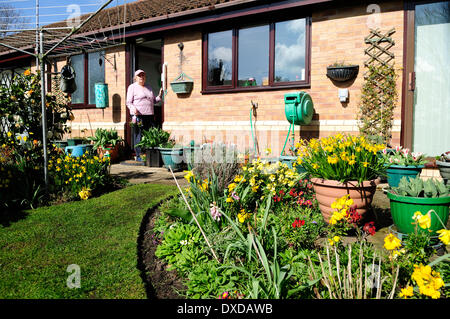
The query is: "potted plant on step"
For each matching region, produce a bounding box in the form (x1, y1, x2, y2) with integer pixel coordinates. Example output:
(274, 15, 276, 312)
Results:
(88, 128, 123, 163)
(298, 134, 386, 223)
(135, 127, 170, 167)
(157, 139, 185, 171)
(436, 151, 450, 185)
(381, 146, 427, 187)
(386, 176, 450, 235)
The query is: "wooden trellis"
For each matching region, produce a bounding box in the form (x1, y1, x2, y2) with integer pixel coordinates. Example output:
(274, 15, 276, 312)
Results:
(363, 28, 396, 76)
(359, 28, 398, 145)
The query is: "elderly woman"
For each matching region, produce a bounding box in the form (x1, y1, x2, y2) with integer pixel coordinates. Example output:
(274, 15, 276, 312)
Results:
(126, 69, 163, 161)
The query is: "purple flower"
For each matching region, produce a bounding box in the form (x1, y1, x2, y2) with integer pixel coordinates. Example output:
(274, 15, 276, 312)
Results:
(231, 191, 240, 201)
(312, 220, 317, 224)
(210, 203, 222, 221)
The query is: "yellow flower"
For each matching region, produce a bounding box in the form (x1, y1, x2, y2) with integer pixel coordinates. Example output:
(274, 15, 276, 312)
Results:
(311, 163, 319, 170)
(237, 209, 250, 223)
(328, 236, 340, 246)
(436, 229, 450, 245)
(228, 183, 237, 192)
(412, 211, 431, 229)
(234, 175, 244, 183)
(383, 233, 402, 251)
(7, 131, 12, 137)
(184, 170, 194, 182)
(399, 286, 414, 299)
(362, 161, 369, 167)
(78, 187, 91, 200)
(327, 156, 339, 164)
(411, 264, 444, 299)
(23, 69, 31, 76)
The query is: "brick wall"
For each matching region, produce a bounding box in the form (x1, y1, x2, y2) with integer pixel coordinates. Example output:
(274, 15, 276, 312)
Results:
(47, 45, 128, 139)
(162, 1, 405, 156)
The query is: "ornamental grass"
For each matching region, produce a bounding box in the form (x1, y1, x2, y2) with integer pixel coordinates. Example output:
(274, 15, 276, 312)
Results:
(296, 134, 386, 184)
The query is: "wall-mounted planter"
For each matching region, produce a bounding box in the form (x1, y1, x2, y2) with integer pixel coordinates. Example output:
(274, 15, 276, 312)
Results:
(170, 72, 193, 94)
(326, 65, 359, 82)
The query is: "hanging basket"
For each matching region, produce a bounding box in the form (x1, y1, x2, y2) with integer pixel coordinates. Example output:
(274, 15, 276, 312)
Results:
(326, 65, 359, 82)
(59, 64, 77, 94)
(170, 73, 194, 94)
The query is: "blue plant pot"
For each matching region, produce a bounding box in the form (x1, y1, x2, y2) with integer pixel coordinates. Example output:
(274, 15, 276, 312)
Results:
(158, 147, 185, 171)
(386, 164, 424, 187)
(65, 145, 88, 157)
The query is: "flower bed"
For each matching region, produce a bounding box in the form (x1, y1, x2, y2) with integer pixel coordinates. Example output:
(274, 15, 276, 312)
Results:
(152, 142, 449, 299)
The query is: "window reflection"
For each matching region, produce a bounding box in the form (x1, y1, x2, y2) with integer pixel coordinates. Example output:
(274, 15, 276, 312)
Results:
(207, 30, 232, 86)
(238, 25, 269, 87)
(275, 18, 306, 82)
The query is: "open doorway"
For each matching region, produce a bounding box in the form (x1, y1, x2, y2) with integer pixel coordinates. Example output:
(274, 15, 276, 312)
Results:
(135, 39, 163, 128)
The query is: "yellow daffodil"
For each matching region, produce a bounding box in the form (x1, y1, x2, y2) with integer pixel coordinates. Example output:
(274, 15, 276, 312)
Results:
(184, 170, 194, 182)
(412, 211, 431, 229)
(436, 229, 450, 245)
(78, 187, 91, 200)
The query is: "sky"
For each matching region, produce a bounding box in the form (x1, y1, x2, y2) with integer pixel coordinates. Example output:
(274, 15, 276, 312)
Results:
(5, 0, 135, 28)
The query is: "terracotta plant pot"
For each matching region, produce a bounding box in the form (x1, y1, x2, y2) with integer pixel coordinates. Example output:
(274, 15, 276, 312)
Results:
(98, 144, 119, 163)
(311, 177, 380, 223)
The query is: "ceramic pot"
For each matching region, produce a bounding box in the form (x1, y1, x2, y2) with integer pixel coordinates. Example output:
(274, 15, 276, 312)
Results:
(311, 177, 380, 223)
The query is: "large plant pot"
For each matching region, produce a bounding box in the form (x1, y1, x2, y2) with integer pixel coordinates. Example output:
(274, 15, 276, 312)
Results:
(386, 164, 424, 187)
(98, 144, 119, 163)
(158, 147, 184, 171)
(311, 178, 380, 223)
(386, 191, 450, 235)
(436, 160, 450, 185)
(146, 148, 162, 167)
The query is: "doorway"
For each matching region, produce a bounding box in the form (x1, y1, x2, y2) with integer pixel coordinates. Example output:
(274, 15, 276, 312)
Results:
(135, 39, 163, 128)
(403, 1, 450, 156)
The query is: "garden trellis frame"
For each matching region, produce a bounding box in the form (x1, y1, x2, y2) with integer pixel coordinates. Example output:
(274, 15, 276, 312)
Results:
(0, 0, 127, 187)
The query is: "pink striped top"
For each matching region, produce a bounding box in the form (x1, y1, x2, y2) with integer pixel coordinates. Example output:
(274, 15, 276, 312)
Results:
(126, 82, 161, 116)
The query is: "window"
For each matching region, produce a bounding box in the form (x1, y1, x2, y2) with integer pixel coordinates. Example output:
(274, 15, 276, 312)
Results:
(70, 51, 105, 108)
(203, 17, 310, 92)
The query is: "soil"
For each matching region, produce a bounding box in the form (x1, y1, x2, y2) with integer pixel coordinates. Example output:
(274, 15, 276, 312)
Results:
(139, 207, 186, 299)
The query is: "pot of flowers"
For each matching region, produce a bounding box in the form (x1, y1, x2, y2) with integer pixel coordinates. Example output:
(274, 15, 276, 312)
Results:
(436, 151, 450, 185)
(88, 128, 123, 163)
(298, 134, 385, 223)
(386, 176, 450, 235)
(381, 146, 427, 187)
(135, 127, 171, 167)
(157, 139, 185, 171)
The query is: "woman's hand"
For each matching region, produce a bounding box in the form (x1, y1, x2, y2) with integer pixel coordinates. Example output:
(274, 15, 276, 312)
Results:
(158, 88, 163, 98)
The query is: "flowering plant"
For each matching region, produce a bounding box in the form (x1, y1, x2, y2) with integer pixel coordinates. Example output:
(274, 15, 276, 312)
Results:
(327, 194, 376, 245)
(381, 146, 427, 166)
(296, 134, 386, 184)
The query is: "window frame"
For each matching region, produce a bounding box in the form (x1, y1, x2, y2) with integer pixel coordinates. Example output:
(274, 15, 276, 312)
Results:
(202, 15, 311, 94)
(69, 51, 105, 109)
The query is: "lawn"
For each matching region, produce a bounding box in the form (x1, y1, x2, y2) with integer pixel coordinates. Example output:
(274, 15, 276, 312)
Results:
(0, 183, 178, 299)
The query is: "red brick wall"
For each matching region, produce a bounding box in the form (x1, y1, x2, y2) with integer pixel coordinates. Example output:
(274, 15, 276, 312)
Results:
(162, 1, 405, 155)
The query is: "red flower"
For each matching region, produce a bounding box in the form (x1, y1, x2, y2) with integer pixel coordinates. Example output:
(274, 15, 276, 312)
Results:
(289, 188, 297, 197)
(292, 218, 305, 228)
(279, 189, 285, 196)
(346, 205, 362, 224)
(363, 222, 376, 235)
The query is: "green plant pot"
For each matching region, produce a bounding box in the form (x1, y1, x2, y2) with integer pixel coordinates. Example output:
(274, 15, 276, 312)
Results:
(279, 155, 307, 175)
(386, 164, 424, 187)
(386, 191, 450, 235)
(158, 147, 185, 171)
(436, 160, 450, 185)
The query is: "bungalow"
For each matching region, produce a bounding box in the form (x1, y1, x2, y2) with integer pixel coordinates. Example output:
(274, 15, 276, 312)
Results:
(0, 0, 448, 161)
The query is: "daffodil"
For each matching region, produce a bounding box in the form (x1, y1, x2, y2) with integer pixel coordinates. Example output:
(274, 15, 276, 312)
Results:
(436, 229, 450, 245)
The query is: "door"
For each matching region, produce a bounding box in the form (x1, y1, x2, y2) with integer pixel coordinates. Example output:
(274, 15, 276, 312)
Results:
(409, 1, 450, 156)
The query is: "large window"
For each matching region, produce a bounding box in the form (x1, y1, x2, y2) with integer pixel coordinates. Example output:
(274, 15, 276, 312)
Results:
(70, 51, 105, 108)
(203, 17, 310, 92)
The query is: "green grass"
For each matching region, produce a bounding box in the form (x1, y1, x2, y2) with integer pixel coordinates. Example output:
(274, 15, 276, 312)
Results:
(0, 183, 178, 299)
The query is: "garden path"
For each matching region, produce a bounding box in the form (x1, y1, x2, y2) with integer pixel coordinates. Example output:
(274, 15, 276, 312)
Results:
(110, 163, 188, 187)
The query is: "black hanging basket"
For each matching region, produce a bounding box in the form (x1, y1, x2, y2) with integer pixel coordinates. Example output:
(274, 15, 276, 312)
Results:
(59, 64, 77, 94)
(326, 65, 359, 82)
